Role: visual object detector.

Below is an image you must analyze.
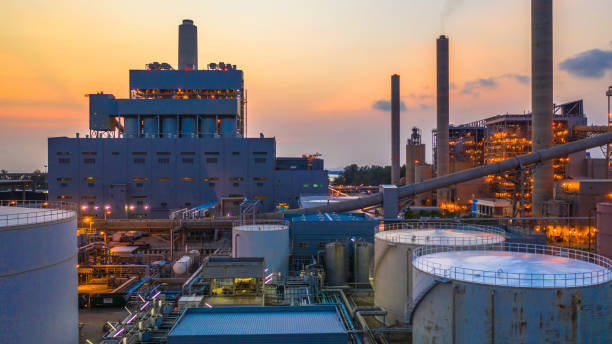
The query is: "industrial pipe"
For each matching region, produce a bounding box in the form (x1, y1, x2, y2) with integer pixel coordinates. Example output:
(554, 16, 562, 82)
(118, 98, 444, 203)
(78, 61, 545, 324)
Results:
(284, 132, 612, 214)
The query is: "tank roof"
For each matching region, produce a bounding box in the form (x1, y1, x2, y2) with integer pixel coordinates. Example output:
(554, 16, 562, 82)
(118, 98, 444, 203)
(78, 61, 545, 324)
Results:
(376, 228, 505, 246)
(0, 204, 75, 229)
(413, 243, 612, 288)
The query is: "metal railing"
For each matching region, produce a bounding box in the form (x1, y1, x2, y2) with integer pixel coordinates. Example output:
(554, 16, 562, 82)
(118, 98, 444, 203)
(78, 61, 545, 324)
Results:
(377, 221, 506, 246)
(412, 242, 612, 288)
(232, 219, 290, 229)
(0, 200, 77, 227)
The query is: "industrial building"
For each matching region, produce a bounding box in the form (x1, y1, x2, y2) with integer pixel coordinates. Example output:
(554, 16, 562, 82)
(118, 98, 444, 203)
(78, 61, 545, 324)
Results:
(48, 20, 328, 219)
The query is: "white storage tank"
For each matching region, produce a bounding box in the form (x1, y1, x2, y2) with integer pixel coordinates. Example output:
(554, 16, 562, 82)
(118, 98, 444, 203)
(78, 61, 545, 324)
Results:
(374, 222, 505, 324)
(412, 243, 612, 344)
(0, 202, 78, 343)
(232, 222, 289, 276)
(325, 241, 349, 286)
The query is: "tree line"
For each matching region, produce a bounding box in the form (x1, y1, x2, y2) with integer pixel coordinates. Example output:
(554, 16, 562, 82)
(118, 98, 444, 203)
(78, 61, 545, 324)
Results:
(331, 164, 406, 186)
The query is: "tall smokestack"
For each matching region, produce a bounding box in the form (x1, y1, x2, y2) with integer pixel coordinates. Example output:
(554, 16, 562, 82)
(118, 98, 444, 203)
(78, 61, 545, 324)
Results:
(436, 35, 450, 204)
(179, 19, 198, 70)
(531, 0, 553, 216)
(391, 74, 401, 185)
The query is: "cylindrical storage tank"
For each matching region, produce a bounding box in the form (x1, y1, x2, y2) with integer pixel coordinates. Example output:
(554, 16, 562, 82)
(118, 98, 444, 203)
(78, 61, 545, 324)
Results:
(200, 117, 216, 137)
(124, 117, 138, 138)
(172, 255, 193, 275)
(220, 118, 236, 137)
(374, 223, 505, 324)
(596, 202, 612, 259)
(232, 223, 289, 276)
(181, 117, 196, 138)
(143, 117, 158, 138)
(326, 241, 349, 286)
(0, 202, 78, 343)
(354, 241, 373, 286)
(162, 117, 177, 138)
(412, 243, 612, 344)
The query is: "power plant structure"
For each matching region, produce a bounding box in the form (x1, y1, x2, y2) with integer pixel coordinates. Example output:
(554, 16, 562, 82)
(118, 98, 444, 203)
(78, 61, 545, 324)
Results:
(48, 20, 328, 219)
(391, 74, 401, 185)
(436, 35, 450, 205)
(405, 127, 426, 186)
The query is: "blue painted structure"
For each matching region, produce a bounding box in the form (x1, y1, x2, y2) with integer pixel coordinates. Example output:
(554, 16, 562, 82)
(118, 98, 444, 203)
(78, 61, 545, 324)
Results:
(167, 305, 348, 344)
(285, 212, 377, 259)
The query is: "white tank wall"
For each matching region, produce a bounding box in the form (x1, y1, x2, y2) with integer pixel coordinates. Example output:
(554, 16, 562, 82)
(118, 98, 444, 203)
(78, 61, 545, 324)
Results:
(597, 202, 612, 259)
(374, 228, 505, 324)
(412, 268, 612, 344)
(0, 208, 78, 343)
(232, 225, 289, 276)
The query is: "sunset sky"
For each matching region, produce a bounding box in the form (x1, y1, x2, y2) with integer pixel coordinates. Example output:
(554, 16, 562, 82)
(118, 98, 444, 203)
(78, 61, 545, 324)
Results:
(1, 0, 611, 171)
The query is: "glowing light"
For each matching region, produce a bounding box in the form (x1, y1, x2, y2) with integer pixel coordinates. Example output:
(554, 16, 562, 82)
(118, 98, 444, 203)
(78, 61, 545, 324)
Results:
(152, 291, 162, 299)
(205, 302, 213, 308)
(81, 205, 88, 211)
(105, 205, 111, 210)
(112, 328, 125, 338)
(126, 314, 138, 324)
(139, 301, 150, 311)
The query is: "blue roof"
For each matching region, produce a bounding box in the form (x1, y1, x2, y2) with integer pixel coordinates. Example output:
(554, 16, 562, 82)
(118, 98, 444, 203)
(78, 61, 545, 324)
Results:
(285, 212, 374, 222)
(167, 306, 347, 344)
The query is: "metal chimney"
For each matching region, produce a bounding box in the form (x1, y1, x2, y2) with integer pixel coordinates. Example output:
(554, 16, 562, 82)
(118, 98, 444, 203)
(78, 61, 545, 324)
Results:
(391, 74, 401, 185)
(531, 0, 553, 216)
(178, 19, 198, 70)
(436, 35, 450, 204)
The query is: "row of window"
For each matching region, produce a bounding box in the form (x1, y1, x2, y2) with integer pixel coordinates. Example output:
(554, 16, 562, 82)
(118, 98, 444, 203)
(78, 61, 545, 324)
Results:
(57, 176, 269, 182)
(57, 195, 269, 202)
(58, 157, 267, 164)
(58, 151, 268, 156)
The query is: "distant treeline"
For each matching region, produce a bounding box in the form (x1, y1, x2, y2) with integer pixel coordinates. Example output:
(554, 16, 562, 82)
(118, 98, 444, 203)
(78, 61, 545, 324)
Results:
(331, 164, 406, 186)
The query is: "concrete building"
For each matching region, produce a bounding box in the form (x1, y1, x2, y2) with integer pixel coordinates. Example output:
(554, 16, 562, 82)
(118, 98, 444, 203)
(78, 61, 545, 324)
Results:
(48, 20, 327, 218)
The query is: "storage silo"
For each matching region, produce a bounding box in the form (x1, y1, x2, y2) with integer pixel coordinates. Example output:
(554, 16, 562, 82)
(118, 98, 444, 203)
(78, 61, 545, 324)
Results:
(162, 117, 178, 138)
(326, 241, 349, 286)
(201, 117, 216, 137)
(232, 222, 289, 276)
(220, 118, 236, 137)
(411, 243, 612, 344)
(124, 117, 138, 138)
(143, 117, 158, 138)
(181, 117, 196, 138)
(354, 240, 373, 286)
(374, 223, 505, 324)
(0, 202, 78, 343)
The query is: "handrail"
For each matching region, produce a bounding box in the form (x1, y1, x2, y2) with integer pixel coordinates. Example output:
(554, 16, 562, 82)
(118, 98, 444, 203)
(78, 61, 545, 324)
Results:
(376, 222, 506, 246)
(0, 200, 77, 227)
(412, 242, 612, 288)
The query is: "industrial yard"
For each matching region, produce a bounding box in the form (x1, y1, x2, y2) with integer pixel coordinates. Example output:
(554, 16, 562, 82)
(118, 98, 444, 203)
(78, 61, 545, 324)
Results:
(1, 1, 612, 343)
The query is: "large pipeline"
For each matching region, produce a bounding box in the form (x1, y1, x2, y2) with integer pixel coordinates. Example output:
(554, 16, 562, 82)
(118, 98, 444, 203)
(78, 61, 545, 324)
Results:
(284, 132, 612, 214)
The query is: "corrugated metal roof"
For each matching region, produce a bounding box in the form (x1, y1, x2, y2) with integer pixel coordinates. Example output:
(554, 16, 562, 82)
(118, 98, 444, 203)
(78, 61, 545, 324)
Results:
(167, 305, 347, 344)
(285, 212, 374, 223)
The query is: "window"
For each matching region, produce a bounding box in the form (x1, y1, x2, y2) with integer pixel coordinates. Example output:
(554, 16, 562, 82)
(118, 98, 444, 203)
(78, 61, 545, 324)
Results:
(208, 182, 215, 187)
(229, 194, 244, 198)
(232, 182, 240, 187)
(318, 242, 326, 249)
(181, 152, 195, 156)
(132, 177, 148, 182)
(83, 158, 95, 164)
(136, 183, 143, 188)
(182, 158, 194, 163)
(132, 195, 148, 199)
(253, 177, 267, 181)
(204, 152, 220, 156)
(298, 242, 309, 248)
(81, 195, 96, 199)
(156, 152, 171, 155)
(253, 195, 268, 199)
(303, 184, 309, 188)
(158, 158, 170, 164)
(232, 152, 240, 155)
(206, 158, 218, 163)
(254, 158, 266, 163)
(253, 151, 267, 155)
(134, 158, 146, 164)
(313, 184, 319, 188)
(57, 195, 72, 199)
(56, 152, 71, 156)
(204, 177, 219, 181)
(59, 158, 70, 164)
(88, 183, 95, 187)
(185, 202, 192, 207)
(111, 152, 120, 156)
(61, 183, 68, 187)
(83, 177, 96, 181)
(181, 177, 195, 181)
(229, 177, 244, 181)
(257, 182, 264, 187)
(82, 152, 97, 156)
(132, 152, 147, 155)
(161, 202, 167, 207)
(157, 177, 171, 181)
(57, 177, 72, 182)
